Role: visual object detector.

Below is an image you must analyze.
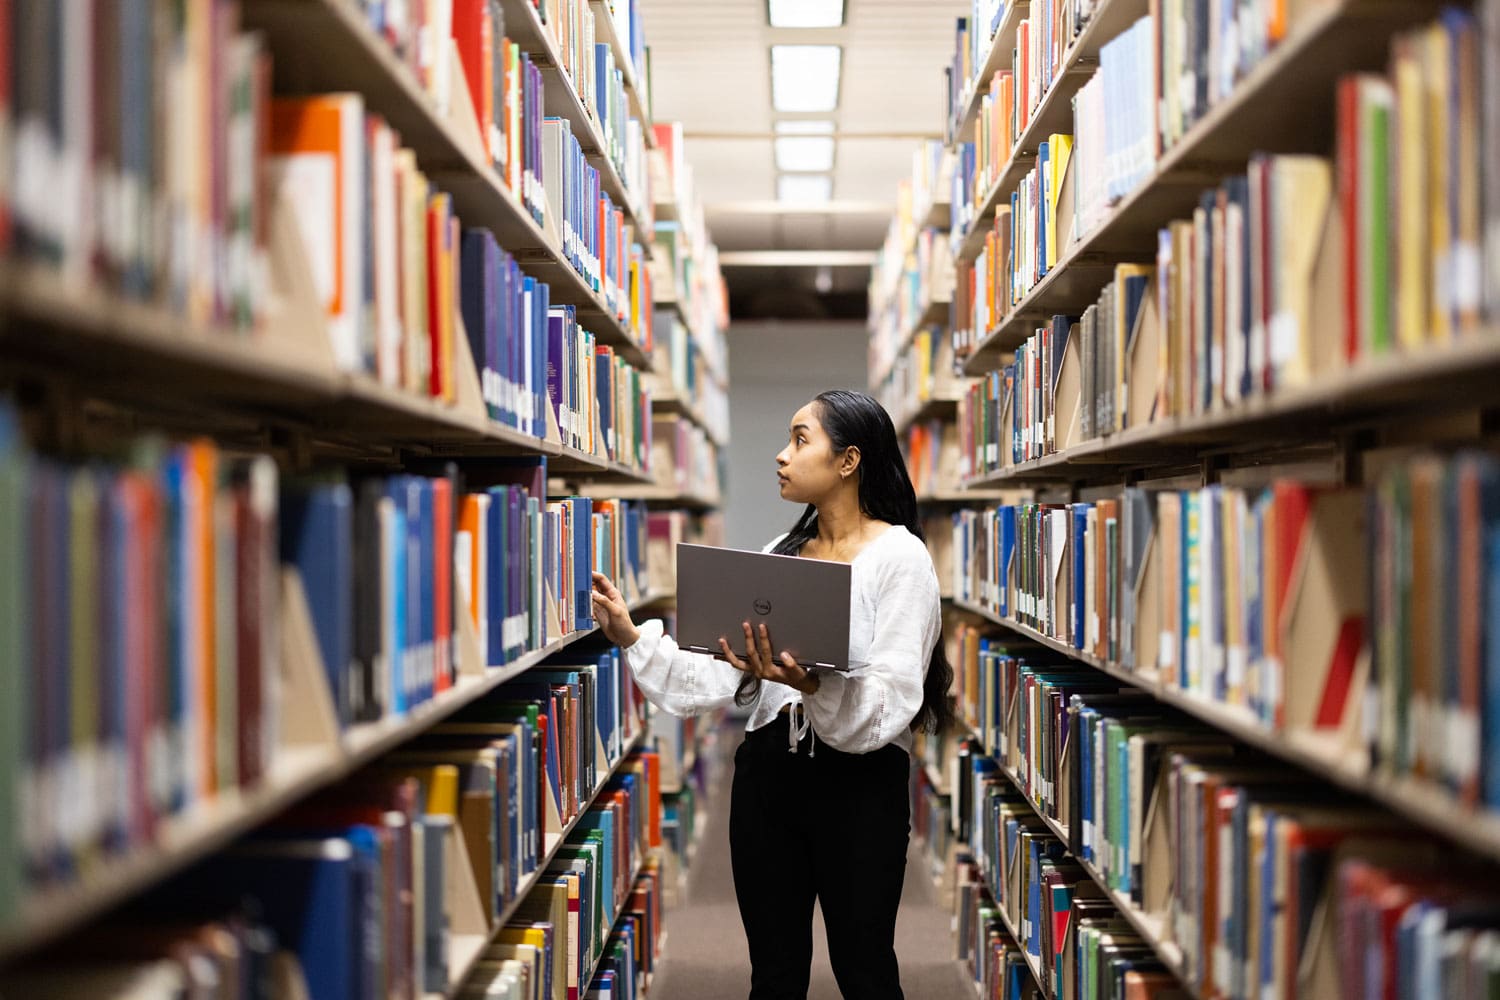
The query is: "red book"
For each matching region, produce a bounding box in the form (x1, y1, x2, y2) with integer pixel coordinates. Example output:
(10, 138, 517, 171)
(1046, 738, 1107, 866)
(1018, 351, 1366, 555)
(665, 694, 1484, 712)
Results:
(1336, 77, 1361, 362)
(118, 472, 161, 844)
(232, 468, 267, 788)
(452, 0, 493, 158)
(1268, 482, 1313, 729)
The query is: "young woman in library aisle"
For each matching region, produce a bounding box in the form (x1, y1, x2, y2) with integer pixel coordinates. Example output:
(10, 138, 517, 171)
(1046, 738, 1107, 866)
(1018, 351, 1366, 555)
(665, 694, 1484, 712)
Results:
(589, 388, 952, 1000)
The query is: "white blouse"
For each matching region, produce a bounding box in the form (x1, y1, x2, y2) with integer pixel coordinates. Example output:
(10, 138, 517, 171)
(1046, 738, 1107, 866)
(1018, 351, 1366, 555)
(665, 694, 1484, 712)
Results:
(623, 524, 943, 755)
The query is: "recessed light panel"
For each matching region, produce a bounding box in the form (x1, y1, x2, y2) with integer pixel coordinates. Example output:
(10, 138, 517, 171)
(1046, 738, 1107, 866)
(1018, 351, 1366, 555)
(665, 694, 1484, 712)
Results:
(768, 0, 845, 28)
(771, 45, 842, 113)
(775, 136, 836, 172)
(778, 174, 834, 203)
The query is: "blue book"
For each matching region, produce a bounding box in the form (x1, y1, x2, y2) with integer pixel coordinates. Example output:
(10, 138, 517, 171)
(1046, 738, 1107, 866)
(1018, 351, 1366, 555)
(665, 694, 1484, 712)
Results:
(0, 408, 25, 910)
(1077, 705, 1096, 863)
(1071, 503, 1088, 650)
(281, 482, 355, 727)
(530, 279, 549, 440)
(570, 498, 595, 630)
(483, 487, 508, 666)
(386, 481, 409, 713)
(218, 840, 365, 1000)
(419, 478, 436, 704)
(997, 506, 1017, 618)
(400, 478, 425, 708)
(573, 811, 616, 915)
(342, 825, 385, 997)
(509, 487, 526, 661)
(1487, 524, 1500, 808)
(1257, 811, 1279, 997)
(596, 351, 614, 461)
(1037, 141, 1050, 276)
(460, 229, 498, 422)
(158, 454, 192, 814)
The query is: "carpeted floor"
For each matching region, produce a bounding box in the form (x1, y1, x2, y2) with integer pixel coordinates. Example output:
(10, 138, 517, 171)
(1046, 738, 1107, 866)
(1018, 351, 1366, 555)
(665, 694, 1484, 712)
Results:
(651, 732, 975, 1000)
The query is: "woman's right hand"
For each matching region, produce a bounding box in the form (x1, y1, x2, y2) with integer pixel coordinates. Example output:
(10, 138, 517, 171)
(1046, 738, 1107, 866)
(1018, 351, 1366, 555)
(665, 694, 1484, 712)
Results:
(591, 572, 641, 649)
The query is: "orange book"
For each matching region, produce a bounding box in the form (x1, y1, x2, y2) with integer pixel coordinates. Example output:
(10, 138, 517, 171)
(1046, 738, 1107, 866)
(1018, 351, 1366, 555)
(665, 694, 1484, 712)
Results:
(460, 494, 484, 635)
(269, 95, 364, 372)
(188, 440, 219, 799)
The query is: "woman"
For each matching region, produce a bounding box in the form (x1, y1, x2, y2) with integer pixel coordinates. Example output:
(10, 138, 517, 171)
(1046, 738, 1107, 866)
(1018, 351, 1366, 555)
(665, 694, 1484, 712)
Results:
(589, 388, 952, 1000)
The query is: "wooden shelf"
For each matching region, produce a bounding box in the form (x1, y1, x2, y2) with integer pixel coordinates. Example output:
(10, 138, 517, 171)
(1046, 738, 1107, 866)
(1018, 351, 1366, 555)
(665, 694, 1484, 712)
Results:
(959, 0, 1436, 372)
(959, 333, 1500, 488)
(496, 0, 647, 232)
(585, 483, 722, 510)
(893, 392, 962, 437)
(653, 292, 729, 389)
(968, 736, 1194, 998)
(550, 445, 657, 484)
(962, 857, 1050, 999)
(651, 389, 727, 448)
(243, 0, 650, 365)
(0, 261, 565, 457)
(871, 296, 951, 387)
(949, 1, 1029, 144)
(0, 591, 670, 963)
(0, 262, 671, 478)
(435, 730, 651, 999)
(944, 600, 1500, 865)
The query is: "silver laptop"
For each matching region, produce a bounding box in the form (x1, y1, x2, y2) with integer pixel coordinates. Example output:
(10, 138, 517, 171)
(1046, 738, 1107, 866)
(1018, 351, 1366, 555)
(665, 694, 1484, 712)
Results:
(675, 543, 853, 672)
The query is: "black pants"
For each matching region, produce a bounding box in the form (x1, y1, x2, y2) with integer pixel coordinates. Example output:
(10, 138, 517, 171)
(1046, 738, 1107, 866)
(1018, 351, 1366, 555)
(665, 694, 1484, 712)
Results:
(729, 714, 911, 1000)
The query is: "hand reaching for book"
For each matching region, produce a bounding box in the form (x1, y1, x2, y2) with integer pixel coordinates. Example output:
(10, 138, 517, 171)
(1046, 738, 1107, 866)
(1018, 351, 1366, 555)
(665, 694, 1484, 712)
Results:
(591, 572, 641, 649)
(719, 622, 819, 696)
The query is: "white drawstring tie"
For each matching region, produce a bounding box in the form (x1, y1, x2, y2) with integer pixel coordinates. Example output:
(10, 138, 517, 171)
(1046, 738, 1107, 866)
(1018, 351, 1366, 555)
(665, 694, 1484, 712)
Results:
(788, 700, 815, 756)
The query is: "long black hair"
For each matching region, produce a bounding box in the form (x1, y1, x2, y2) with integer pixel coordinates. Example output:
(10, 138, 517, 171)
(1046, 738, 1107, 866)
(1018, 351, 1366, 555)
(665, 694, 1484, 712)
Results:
(736, 389, 955, 734)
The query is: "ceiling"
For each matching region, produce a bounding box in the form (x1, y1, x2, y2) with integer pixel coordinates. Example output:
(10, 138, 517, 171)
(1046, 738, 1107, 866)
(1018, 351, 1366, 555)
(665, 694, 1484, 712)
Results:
(639, 0, 967, 316)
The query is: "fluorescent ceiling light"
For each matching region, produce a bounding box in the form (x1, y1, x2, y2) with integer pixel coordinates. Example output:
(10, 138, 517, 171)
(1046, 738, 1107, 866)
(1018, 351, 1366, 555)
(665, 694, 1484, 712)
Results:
(768, 0, 845, 28)
(778, 173, 834, 203)
(775, 120, 836, 134)
(771, 45, 842, 113)
(775, 136, 835, 172)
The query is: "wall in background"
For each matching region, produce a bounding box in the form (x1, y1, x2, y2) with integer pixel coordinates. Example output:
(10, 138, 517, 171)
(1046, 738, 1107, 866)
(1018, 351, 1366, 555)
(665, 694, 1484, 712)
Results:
(724, 321, 869, 552)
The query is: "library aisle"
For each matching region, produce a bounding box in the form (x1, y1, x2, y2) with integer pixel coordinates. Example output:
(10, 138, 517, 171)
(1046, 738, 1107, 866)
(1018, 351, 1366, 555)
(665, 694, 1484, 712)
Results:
(648, 722, 974, 1000)
(9, 0, 1500, 998)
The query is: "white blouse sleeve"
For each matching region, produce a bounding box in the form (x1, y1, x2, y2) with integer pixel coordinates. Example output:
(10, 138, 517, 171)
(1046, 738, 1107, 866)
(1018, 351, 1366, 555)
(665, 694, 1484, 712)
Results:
(801, 542, 942, 753)
(623, 618, 745, 718)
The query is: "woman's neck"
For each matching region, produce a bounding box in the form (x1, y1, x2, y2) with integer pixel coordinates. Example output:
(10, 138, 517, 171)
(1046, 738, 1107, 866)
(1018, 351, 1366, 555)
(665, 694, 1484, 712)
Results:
(813, 489, 865, 548)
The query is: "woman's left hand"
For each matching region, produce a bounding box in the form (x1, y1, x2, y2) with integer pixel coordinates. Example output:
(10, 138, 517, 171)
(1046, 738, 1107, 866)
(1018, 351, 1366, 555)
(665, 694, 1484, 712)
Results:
(719, 622, 820, 695)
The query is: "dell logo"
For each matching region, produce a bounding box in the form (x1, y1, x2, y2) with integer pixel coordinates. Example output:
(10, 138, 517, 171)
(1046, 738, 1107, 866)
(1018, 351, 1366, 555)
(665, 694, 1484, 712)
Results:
(753, 599, 772, 616)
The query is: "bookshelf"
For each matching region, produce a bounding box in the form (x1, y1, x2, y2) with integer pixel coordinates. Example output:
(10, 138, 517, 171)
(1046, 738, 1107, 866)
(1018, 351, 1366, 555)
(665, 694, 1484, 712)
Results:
(588, 0, 654, 136)
(0, 1, 725, 995)
(949, 597, 1500, 868)
(948, 1, 1030, 144)
(493, 0, 648, 227)
(439, 728, 650, 999)
(886, 0, 1500, 997)
(243, 0, 646, 354)
(958, 0, 1439, 371)
(0, 590, 666, 965)
(960, 334, 1500, 488)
